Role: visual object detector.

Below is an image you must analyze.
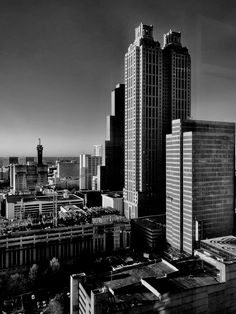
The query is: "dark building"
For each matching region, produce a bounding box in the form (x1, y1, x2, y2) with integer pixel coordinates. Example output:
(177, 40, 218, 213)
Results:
(98, 84, 125, 191)
(76, 190, 102, 208)
(9, 157, 18, 165)
(131, 215, 166, 252)
(37, 138, 43, 165)
(123, 24, 191, 219)
(0, 219, 131, 270)
(166, 119, 235, 254)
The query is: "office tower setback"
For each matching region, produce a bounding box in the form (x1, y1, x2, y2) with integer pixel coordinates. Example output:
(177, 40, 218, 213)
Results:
(99, 83, 125, 191)
(166, 119, 235, 254)
(124, 24, 191, 219)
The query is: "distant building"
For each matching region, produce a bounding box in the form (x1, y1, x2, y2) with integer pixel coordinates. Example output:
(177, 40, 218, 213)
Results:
(76, 190, 102, 208)
(102, 191, 123, 214)
(5, 192, 83, 219)
(10, 164, 48, 194)
(131, 215, 166, 251)
(79, 154, 102, 190)
(56, 160, 80, 179)
(18, 157, 35, 165)
(166, 119, 235, 254)
(9, 157, 18, 165)
(0, 166, 9, 182)
(93, 144, 103, 157)
(9, 140, 48, 194)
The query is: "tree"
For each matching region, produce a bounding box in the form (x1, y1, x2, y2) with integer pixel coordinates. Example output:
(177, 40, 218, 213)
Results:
(46, 293, 65, 314)
(28, 264, 39, 282)
(50, 257, 60, 273)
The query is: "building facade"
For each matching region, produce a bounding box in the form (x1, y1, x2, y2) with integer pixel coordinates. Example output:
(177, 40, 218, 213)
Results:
(93, 145, 103, 158)
(0, 220, 131, 270)
(99, 84, 125, 191)
(102, 192, 123, 214)
(5, 192, 83, 219)
(56, 160, 80, 179)
(79, 155, 102, 190)
(10, 164, 48, 194)
(166, 119, 235, 254)
(123, 24, 191, 219)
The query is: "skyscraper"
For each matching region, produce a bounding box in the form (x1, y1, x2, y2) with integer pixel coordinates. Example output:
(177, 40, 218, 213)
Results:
(79, 154, 102, 190)
(93, 145, 103, 157)
(166, 119, 235, 254)
(98, 83, 125, 191)
(123, 24, 191, 219)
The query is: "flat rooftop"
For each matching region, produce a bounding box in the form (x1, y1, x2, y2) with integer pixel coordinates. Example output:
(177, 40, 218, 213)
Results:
(200, 235, 236, 262)
(6, 193, 83, 203)
(105, 260, 177, 291)
(110, 283, 159, 310)
(144, 272, 219, 295)
(80, 260, 178, 295)
(102, 192, 123, 199)
(134, 215, 166, 230)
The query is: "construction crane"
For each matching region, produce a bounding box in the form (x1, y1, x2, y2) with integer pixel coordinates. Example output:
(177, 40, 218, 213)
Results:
(53, 191, 58, 227)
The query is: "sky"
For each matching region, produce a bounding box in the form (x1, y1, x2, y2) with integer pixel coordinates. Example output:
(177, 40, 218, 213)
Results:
(0, 0, 235, 156)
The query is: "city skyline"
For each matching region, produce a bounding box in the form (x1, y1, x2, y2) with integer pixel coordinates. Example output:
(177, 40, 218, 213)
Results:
(0, 0, 236, 156)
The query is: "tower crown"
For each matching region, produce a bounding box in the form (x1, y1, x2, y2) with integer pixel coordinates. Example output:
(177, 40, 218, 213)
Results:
(135, 23, 153, 43)
(163, 30, 182, 47)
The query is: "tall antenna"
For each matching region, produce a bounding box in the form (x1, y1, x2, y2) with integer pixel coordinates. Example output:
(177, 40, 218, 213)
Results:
(38, 138, 41, 145)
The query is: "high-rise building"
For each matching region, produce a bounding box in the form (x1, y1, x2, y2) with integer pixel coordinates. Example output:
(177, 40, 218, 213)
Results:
(10, 140, 48, 194)
(123, 24, 191, 219)
(93, 144, 103, 157)
(79, 154, 102, 190)
(166, 119, 235, 254)
(98, 83, 125, 191)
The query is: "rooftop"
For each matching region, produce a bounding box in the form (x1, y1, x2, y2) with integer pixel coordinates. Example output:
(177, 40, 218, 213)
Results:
(81, 259, 178, 295)
(6, 192, 83, 204)
(102, 191, 123, 199)
(133, 215, 166, 230)
(105, 260, 178, 291)
(200, 235, 236, 262)
(143, 272, 219, 295)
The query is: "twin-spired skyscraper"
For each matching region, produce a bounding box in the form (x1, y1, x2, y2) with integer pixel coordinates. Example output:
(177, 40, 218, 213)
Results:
(123, 23, 191, 219)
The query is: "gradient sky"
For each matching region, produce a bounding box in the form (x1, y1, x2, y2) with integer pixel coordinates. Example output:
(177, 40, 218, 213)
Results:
(0, 0, 235, 156)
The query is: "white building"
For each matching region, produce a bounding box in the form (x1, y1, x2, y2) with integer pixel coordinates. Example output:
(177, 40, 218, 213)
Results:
(79, 154, 102, 190)
(102, 192, 123, 215)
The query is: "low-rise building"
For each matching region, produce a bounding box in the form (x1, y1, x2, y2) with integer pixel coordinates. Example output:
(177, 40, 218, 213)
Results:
(131, 215, 166, 251)
(56, 160, 80, 179)
(5, 192, 83, 219)
(70, 235, 236, 313)
(102, 192, 123, 214)
(0, 219, 131, 270)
